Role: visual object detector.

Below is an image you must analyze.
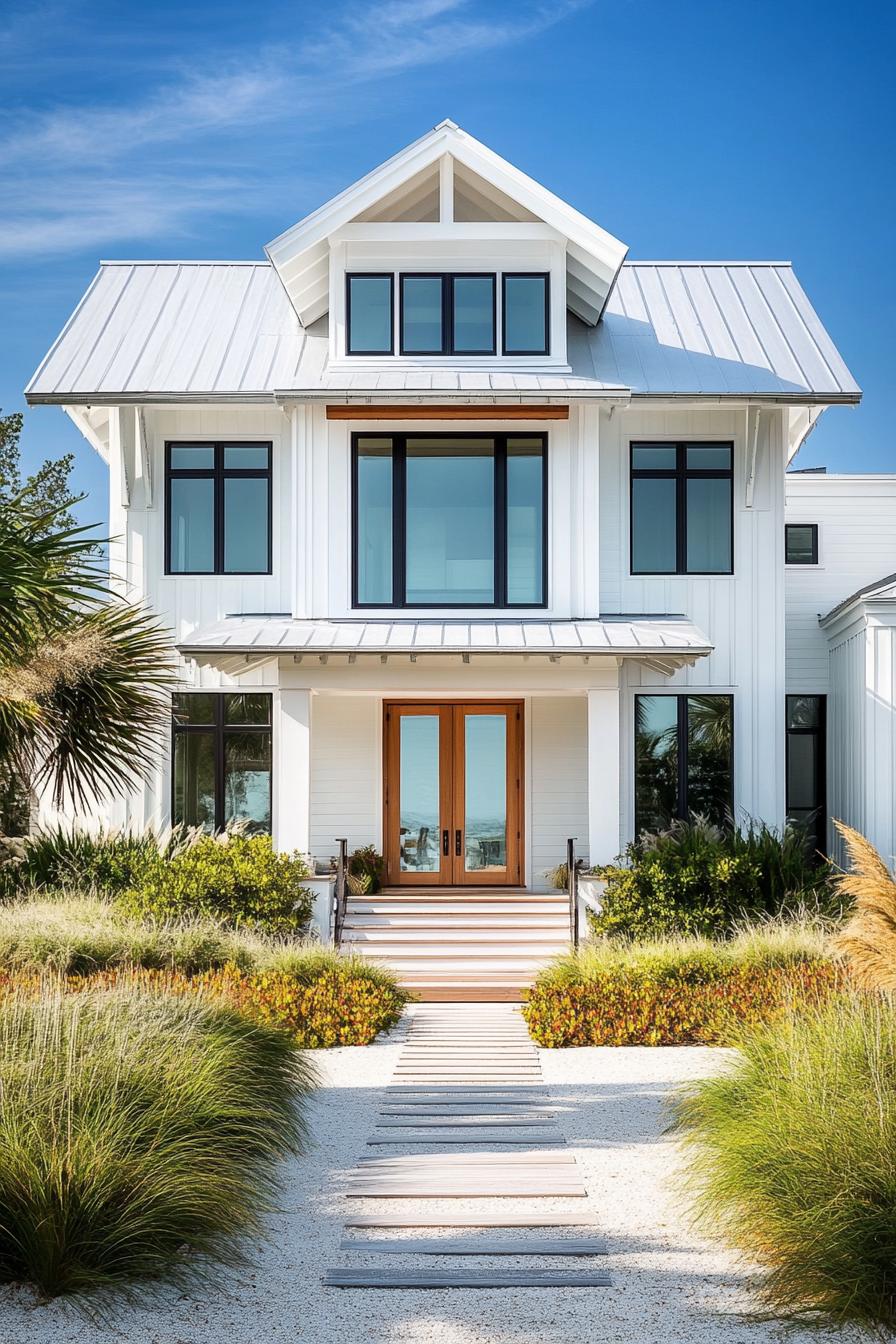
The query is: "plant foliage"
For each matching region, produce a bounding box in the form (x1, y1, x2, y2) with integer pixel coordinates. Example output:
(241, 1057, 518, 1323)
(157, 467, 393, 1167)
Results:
(829, 821, 896, 990)
(672, 993, 896, 1333)
(591, 817, 836, 941)
(0, 981, 315, 1300)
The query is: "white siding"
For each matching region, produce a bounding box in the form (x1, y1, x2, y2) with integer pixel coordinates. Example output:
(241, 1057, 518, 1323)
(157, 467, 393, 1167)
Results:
(528, 697, 589, 890)
(601, 404, 787, 830)
(828, 628, 866, 861)
(309, 696, 381, 861)
(785, 475, 896, 692)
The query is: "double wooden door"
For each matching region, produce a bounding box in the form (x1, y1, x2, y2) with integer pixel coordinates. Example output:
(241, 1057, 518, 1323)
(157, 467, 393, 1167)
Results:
(383, 702, 523, 887)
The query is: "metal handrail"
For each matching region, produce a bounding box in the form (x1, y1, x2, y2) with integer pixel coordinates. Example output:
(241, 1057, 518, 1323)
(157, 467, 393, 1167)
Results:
(333, 838, 348, 946)
(566, 836, 579, 950)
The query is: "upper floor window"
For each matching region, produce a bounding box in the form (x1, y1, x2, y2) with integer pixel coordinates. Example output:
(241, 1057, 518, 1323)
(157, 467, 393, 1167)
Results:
(346, 274, 394, 355)
(346, 271, 549, 358)
(630, 442, 733, 575)
(353, 433, 547, 608)
(400, 274, 496, 355)
(785, 523, 819, 565)
(502, 273, 550, 355)
(166, 442, 272, 575)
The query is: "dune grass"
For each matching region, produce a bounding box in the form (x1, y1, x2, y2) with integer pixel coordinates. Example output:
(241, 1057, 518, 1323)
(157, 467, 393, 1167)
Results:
(0, 981, 316, 1301)
(672, 991, 896, 1334)
(830, 821, 896, 991)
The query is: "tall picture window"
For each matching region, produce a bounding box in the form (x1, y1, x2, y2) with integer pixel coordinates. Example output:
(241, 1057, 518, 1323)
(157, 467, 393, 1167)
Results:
(172, 693, 272, 834)
(630, 443, 733, 574)
(786, 695, 826, 856)
(634, 694, 733, 835)
(166, 442, 271, 575)
(353, 433, 547, 608)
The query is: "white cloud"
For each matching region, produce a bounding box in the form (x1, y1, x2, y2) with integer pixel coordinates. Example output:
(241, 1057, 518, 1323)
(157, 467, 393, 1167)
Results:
(0, 0, 592, 258)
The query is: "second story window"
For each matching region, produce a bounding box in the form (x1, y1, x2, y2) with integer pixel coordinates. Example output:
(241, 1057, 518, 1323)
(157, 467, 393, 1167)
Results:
(630, 442, 733, 575)
(353, 433, 547, 608)
(400, 274, 496, 355)
(346, 274, 394, 354)
(166, 442, 272, 575)
(785, 523, 819, 565)
(502, 273, 550, 355)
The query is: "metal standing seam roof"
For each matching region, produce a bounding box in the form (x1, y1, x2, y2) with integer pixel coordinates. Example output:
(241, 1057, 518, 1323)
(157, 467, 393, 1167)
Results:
(820, 573, 896, 628)
(176, 615, 713, 664)
(25, 260, 860, 405)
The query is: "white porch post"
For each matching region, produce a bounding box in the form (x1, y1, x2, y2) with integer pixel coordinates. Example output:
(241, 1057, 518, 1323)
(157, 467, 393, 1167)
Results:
(275, 689, 312, 857)
(586, 680, 622, 868)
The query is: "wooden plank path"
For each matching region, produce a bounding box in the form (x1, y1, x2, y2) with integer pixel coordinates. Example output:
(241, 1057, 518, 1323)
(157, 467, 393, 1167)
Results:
(324, 1003, 611, 1289)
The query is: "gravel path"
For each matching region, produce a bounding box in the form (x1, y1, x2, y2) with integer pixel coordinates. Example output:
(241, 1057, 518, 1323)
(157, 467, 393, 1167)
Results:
(0, 1006, 848, 1343)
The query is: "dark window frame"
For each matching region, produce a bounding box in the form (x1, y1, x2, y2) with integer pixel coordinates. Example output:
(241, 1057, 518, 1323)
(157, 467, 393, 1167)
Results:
(786, 694, 827, 854)
(630, 441, 734, 576)
(634, 692, 735, 836)
(785, 522, 819, 565)
(346, 272, 395, 355)
(399, 273, 497, 356)
(351, 431, 549, 609)
(501, 272, 551, 356)
(171, 692, 273, 834)
(165, 441, 272, 576)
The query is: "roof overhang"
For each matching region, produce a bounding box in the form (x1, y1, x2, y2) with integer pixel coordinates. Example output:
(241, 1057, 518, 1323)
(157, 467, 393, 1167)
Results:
(265, 120, 628, 329)
(178, 615, 712, 678)
(820, 574, 896, 642)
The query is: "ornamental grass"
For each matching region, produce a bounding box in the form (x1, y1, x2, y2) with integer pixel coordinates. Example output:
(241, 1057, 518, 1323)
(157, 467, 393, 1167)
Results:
(672, 992, 896, 1334)
(0, 981, 316, 1301)
(830, 820, 896, 991)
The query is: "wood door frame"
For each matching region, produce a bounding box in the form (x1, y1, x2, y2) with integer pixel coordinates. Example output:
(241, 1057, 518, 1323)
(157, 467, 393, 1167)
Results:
(383, 700, 524, 888)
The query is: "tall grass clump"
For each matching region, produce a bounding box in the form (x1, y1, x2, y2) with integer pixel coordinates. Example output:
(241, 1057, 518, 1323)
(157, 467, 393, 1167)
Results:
(0, 981, 316, 1300)
(830, 821, 896, 990)
(672, 993, 896, 1334)
(0, 822, 199, 898)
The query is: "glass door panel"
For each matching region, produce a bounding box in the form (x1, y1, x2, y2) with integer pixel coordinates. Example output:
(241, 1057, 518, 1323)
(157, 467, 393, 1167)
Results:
(398, 714, 441, 874)
(462, 714, 507, 873)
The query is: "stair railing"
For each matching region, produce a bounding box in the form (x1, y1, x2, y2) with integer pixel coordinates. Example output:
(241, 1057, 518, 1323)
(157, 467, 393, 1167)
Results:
(333, 838, 348, 947)
(566, 836, 579, 950)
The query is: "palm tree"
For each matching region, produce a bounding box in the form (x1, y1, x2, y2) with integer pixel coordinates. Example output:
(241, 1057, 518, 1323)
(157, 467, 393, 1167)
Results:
(0, 497, 177, 823)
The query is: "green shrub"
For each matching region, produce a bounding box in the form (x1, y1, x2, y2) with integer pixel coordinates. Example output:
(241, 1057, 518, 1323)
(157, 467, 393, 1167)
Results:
(0, 823, 206, 899)
(523, 922, 841, 1046)
(672, 993, 896, 1333)
(592, 817, 837, 941)
(119, 834, 313, 934)
(0, 981, 316, 1299)
(348, 844, 385, 895)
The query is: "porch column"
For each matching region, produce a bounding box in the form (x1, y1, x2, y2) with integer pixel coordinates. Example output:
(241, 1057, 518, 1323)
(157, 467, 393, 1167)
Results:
(275, 689, 312, 857)
(586, 682, 622, 867)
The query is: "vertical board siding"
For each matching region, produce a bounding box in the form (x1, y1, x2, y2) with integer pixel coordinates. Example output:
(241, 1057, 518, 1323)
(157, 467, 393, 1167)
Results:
(529, 697, 589, 890)
(828, 630, 867, 864)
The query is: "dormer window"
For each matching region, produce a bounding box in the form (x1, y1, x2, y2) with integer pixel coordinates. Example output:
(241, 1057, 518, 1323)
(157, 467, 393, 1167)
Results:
(345, 270, 549, 359)
(400, 274, 496, 355)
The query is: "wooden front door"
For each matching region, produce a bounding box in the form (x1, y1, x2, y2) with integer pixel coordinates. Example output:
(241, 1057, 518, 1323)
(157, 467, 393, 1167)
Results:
(383, 702, 523, 887)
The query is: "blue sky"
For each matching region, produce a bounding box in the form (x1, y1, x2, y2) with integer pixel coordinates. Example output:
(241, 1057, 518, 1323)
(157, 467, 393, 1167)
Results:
(2, 0, 893, 521)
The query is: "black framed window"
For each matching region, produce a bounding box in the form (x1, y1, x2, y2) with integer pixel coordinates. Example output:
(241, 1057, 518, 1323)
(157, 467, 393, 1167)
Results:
(399, 274, 496, 355)
(352, 433, 547, 608)
(172, 693, 272, 834)
(630, 442, 733, 575)
(502, 273, 550, 355)
(166, 442, 271, 575)
(786, 695, 826, 856)
(635, 694, 733, 835)
(346, 273, 394, 355)
(785, 523, 819, 565)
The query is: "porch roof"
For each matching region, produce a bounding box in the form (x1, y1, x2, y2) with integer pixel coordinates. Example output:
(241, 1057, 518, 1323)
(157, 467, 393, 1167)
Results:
(178, 615, 712, 675)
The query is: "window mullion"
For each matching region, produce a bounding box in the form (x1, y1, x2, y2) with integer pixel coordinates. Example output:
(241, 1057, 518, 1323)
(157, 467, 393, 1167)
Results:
(495, 437, 507, 605)
(678, 696, 689, 820)
(394, 436, 406, 606)
(213, 443, 224, 574)
(676, 444, 687, 574)
(444, 276, 453, 356)
(215, 696, 225, 832)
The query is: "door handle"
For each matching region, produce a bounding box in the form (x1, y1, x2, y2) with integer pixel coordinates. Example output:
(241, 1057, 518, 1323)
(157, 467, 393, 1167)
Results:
(442, 829, 449, 856)
(455, 829, 462, 857)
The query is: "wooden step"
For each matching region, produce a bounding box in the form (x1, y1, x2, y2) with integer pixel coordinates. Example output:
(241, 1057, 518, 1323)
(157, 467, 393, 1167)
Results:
(324, 1269, 610, 1287)
(344, 1214, 602, 1228)
(343, 928, 567, 944)
(346, 915, 568, 928)
(339, 1236, 608, 1256)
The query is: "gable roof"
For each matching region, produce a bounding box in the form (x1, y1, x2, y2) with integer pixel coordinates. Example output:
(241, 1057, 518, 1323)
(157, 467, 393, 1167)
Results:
(25, 259, 861, 406)
(264, 120, 628, 327)
(821, 574, 896, 629)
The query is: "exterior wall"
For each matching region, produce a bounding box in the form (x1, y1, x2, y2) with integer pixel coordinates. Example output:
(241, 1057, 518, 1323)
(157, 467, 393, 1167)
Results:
(601, 403, 788, 832)
(827, 614, 896, 868)
(309, 696, 381, 860)
(785, 474, 896, 693)
(528, 697, 589, 888)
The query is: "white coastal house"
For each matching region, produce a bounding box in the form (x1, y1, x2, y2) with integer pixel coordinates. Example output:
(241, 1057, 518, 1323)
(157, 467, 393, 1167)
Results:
(26, 120, 876, 995)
